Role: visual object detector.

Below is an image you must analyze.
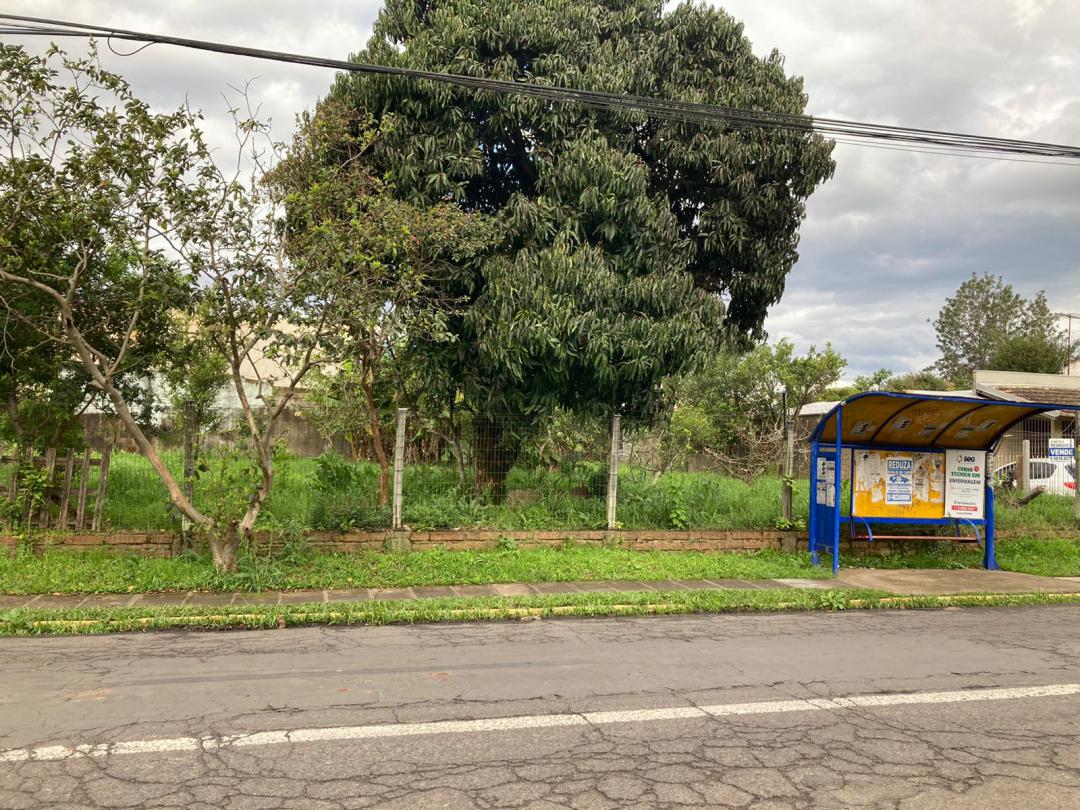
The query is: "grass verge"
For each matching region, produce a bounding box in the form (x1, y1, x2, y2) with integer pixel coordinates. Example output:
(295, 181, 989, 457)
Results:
(8, 533, 1080, 597)
(0, 546, 826, 595)
(841, 536, 1080, 577)
(0, 588, 879, 635)
(4, 588, 1080, 636)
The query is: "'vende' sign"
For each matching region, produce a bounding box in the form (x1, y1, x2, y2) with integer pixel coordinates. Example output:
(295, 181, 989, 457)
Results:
(1049, 438, 1076, 460)
(945, 450, 986, 519)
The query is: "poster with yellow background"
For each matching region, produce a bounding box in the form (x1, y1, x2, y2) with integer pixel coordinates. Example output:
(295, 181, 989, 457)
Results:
(852, 451, 945, 519)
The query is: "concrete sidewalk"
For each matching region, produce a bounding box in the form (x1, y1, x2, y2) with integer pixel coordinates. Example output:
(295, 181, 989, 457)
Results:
(2, 569, 1079, 610)
(838, 567, 1080, 596)
(0, 576, 834, 610)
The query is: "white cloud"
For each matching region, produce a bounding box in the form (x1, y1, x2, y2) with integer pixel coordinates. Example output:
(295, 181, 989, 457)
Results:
(713, 0, 1080, 374)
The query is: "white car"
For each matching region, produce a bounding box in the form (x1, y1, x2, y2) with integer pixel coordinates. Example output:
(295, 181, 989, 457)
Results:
(993, 458, 1077, 497)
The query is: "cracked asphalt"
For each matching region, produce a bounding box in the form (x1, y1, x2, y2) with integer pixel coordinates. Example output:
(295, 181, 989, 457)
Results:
(3, 606, 1080, 808)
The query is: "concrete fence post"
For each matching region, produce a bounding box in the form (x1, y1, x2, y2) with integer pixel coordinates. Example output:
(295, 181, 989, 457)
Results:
(392, 408, 408, 531)
(1019, 438, 1031, 494)
(782, 390, 794, 524)
(606, 413, 621, 531)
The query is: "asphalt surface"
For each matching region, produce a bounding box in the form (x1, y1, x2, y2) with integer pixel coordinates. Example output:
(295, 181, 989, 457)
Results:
(3, 606, 1080, 808)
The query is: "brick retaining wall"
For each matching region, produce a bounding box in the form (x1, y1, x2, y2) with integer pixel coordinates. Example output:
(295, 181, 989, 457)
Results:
(0, 528, 1007, 558)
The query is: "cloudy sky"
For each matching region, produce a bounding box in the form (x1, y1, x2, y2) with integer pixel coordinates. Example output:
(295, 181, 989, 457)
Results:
(6, 0, 1079, 378)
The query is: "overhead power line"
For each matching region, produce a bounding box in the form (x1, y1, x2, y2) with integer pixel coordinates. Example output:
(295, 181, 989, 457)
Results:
(2, 12, 1079, 166)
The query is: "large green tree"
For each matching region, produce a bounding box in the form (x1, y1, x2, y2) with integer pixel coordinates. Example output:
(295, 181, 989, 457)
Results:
(933, 273, 1066, 385)
(332, 0, 835, 497)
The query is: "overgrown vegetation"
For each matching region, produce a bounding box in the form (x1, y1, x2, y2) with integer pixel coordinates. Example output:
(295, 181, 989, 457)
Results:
(5, 532, 1080, 598)
(326, 1, 837, 502)
(93, 449, 1080, 536)
(670, 339, 845, 479)
(97, 449, 815, 531)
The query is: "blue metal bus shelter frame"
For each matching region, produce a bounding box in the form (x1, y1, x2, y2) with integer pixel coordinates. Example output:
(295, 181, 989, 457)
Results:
(807, 392, 1080, 575)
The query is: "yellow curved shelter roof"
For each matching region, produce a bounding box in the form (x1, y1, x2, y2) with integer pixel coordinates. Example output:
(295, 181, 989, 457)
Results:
(810, 392, 1079, 451)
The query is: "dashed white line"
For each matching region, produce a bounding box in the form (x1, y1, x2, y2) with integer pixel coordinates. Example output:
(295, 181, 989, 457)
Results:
(3, 682, 1078, 764)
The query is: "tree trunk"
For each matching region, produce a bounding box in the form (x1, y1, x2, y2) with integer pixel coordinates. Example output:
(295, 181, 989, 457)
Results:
(363, 377, 390, 508)
(474, 413, 513, 503)
(5, 391, 25, 445)
(453, 434, 468, 486)
(46, 412, 78, 451)
(1017, 486, 1046, 507)
(208, 528, 239, 573)
(62, 312, 214, 531)
(448, 402, 467, 486)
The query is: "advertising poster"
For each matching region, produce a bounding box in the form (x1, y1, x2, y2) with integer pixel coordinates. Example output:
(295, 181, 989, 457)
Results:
(885, 457, 914, 505)
(945, 450, 986, 519)
(853, 451, 945, 519)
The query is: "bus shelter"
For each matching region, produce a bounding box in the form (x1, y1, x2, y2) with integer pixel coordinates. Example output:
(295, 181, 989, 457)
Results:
(808, 392, 1080, 575)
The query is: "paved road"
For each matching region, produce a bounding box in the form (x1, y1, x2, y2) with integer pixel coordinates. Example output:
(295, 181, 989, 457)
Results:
(3, 606, 1080, 808)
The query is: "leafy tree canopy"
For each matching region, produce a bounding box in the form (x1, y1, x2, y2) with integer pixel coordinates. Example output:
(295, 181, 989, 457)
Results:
(331, 0, 835, 425)
(884, 369, 952, 392)
(826, 368, 953, 401)
(825, 368, 889, 401)
(273, 98, 498, 501)
(933, 273, 1064, 385)
(989, 332, 1071, 375)
(0, 45, 193, 450)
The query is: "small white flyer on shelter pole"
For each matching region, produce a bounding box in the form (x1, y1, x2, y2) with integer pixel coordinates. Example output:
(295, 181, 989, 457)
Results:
(816, 457, 835, 507)
(945, 450, 986, 519)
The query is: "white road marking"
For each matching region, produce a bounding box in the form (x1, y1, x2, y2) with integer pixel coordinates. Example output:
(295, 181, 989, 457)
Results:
(3, 682, 1079, 764)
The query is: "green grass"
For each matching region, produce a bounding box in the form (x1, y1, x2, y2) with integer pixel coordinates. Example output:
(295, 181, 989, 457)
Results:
(0, 545, 826, 595)
(842, 535, 1080, 578)
(994, 494, 1080, 534)
(101, 452, 320, 531)
(6, 587, 1080, 636)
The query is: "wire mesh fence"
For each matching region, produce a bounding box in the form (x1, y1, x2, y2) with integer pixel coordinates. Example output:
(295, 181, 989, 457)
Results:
(1, 405, 807, 533)
(394, 410, 614, 531)
(8, 405, 1074, 536)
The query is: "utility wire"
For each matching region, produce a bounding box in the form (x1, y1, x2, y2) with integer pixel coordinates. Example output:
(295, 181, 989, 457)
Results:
(2, 12, 1079, 164)
(829, 138, 1080, 168)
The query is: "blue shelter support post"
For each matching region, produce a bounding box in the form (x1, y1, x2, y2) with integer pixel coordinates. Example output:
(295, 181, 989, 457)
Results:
(808, 442, 820, 566)
(983, 483, 999, 571)
(832, 406, 842, 575)
(848, 447, 855, 538)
